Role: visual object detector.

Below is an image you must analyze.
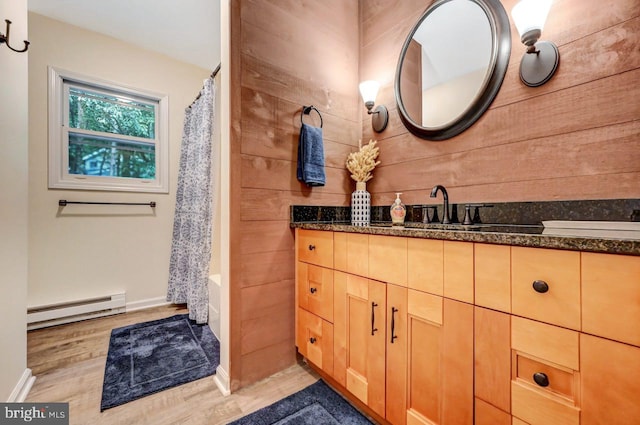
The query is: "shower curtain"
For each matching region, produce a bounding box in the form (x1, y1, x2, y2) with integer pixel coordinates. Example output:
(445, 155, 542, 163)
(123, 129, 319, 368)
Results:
(167, 76, 217, 324)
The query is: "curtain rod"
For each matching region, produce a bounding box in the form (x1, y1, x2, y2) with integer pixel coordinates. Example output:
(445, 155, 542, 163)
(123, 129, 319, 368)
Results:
(190, 62, 222, 108)
(211, 63, 221, 78)
(59, 200, 156, 207)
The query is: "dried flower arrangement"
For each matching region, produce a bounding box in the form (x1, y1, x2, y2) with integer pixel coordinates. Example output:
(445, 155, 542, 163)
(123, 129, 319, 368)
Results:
(346, 139, 381, 183)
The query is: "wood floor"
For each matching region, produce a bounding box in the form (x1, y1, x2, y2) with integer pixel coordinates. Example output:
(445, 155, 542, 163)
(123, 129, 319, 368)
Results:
(26, 305, 319, 425)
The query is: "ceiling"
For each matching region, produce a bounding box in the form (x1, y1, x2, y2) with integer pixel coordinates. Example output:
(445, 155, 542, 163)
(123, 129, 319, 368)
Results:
(28, 0, 221, 71)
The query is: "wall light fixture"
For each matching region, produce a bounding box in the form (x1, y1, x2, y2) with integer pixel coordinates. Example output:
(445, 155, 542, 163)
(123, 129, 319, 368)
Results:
(359, 80, 388, 132)
(511, 0, 559, 87)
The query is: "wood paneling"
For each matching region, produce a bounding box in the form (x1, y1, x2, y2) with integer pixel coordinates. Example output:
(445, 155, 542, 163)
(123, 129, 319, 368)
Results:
(360, 0, 640, 206)
(231, 0, 359, 389)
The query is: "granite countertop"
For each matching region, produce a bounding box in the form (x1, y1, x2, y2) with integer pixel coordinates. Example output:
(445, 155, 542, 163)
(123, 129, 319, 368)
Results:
(290, 221, 640, 256)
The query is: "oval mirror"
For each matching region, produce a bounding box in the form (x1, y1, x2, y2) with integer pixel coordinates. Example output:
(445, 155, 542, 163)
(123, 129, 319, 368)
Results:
(395, 0, 511, 140)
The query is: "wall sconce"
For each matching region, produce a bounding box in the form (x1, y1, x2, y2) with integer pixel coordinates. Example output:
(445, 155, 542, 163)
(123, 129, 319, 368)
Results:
(511, 0, 559, 87)
(359, 80, 388, 133)
(0, 19, 30, 53)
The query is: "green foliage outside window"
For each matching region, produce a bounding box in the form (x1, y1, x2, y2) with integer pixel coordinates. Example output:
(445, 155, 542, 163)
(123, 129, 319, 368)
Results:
(67, 87, 156, 179)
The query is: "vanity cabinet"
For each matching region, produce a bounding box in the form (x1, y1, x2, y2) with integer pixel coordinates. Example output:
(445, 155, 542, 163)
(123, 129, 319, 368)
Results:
(296, 229, 640, 425)
(474, 245, 640, 425)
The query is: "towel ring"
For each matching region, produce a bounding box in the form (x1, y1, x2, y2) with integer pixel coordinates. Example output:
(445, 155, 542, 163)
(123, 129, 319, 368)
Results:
(301, 105, 323, 128)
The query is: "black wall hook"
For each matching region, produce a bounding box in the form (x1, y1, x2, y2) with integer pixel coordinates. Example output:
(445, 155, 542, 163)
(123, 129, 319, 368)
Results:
(1, 19, 30, 53)
(301, 105, 323, 128)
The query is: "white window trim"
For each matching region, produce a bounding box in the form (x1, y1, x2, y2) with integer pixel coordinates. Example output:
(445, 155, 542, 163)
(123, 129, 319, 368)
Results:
(48, 66, 169, 193)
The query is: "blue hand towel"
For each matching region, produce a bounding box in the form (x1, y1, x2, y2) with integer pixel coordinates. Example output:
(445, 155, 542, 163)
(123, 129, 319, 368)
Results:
(297, 122, 326, 187)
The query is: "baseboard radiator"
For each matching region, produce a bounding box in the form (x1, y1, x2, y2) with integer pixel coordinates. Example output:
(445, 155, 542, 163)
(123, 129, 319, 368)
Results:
(27, 293, 126, 330)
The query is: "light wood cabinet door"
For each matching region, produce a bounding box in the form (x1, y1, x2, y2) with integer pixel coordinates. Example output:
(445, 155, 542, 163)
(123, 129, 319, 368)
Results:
(475, 307, 511, 414)
(581, 333, 640, 425)
(404, 294, 474, 425)
(582, 252, 640, 346)
(386, 283, 408, 425)
(297, 262, 333, 322)
(333, 272, 386, 418)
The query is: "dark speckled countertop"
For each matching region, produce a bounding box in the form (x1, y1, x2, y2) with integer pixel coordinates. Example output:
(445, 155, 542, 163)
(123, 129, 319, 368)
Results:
(291, 221, 640, 256)
(291, 200, 640, 256)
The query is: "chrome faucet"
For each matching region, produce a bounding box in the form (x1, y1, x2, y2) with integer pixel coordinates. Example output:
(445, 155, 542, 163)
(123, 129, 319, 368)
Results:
(430, 185, 451, 224)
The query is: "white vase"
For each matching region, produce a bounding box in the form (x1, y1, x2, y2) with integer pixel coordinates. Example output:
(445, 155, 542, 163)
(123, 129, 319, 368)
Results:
(351, 181, 370, 226)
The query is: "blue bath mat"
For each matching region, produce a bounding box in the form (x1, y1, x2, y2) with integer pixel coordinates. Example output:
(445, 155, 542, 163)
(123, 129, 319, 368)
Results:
(100, 314, 219, 411)
(228, 380, 374, 424)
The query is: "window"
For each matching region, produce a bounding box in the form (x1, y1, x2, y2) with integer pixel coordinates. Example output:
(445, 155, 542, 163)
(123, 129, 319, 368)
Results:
(48, 67, 169, 192)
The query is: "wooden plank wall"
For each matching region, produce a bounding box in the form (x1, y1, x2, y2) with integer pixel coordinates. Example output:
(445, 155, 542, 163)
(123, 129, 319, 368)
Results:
(229, 0, 360, 389)
(360, 0, 640, 207)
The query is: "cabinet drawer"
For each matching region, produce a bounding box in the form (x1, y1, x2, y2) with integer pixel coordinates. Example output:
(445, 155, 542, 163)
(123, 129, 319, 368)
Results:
(297, 262, 333, 322)
(512, 316, 579, 371)
(296, 308, 333, 375)
(511, 317, 580, 425)
(512, 247, 580, 330)
(298, 229, 333, 268)
(582, 252, 640, 346)
(515, 356, 574, 400)
(512, 381, 579, 425)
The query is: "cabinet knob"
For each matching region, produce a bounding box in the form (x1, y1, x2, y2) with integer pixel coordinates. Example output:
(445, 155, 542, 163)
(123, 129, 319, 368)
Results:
(309, 337, 316, 344)
(533, 372, 550, 387)
(310, 287, 317, 294)
(308, 244, 316, 251)
(532, 280, 549, 293)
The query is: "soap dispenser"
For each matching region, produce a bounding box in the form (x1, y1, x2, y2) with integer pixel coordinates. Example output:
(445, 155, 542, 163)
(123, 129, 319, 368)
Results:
(390, 193, 406, 226)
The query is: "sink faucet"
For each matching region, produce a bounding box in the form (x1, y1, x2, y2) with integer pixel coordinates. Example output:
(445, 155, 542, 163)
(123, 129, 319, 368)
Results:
(430, 185, 451, 224)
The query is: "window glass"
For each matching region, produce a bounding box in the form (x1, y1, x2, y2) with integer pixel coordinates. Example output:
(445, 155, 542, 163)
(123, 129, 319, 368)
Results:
(48, 67, 168, 193)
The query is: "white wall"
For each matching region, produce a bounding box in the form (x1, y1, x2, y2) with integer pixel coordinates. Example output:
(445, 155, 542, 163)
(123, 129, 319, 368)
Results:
(28, 13, 212, 308)
(0, 0, 29, 400)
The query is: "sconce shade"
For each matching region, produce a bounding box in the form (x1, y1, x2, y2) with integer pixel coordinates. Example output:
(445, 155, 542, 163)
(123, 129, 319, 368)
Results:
(512, 0, 559, 87)
(359, 80, 380, 109)
(511, 0, 552, 46)
(359, 80, 388, 132)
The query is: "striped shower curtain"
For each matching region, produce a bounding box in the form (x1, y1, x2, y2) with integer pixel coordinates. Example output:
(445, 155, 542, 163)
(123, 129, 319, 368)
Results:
(166, 77, 217, 324)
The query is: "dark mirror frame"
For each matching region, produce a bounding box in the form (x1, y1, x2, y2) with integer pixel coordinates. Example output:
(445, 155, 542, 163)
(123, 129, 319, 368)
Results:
(394, 0, 511, 141)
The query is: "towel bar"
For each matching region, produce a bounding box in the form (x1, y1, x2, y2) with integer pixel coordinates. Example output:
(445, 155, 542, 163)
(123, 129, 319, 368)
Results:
(59, 200, 156, 207)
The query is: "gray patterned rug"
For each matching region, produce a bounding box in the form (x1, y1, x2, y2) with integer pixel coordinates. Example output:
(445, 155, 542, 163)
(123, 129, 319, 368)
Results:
(228, 380, 373, 424)
(100, 314, 219, 411)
